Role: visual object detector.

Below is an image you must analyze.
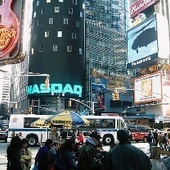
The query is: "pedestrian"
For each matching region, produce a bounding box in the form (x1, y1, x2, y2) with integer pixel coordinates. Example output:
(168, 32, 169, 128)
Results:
(161, 133, 169, 150)
(20, 138, 32, 170)
(53, 138, 77, 170)
(77, 131, 102, 170)
(104, 129, 152, 170)
(147, 130, 154, 152)
(18, 132, 23, 139)
(153, 129, 158, 147)
(47, 141, 62, 168)
(76, 132, 85, 145)
(35, 139, 53, 170)
(49, 127, 58, 141)
(158, 132, 163, 147)
(6, 136, 23, 170)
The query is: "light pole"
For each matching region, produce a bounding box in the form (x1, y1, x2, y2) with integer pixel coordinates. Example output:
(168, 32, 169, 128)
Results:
(69, 98, 95, 115)
(3, 72, 50, 114)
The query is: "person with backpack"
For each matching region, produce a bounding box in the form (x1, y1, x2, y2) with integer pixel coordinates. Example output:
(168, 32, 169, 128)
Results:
(77, 131, 103, 170)
(35, 139, 53, 170)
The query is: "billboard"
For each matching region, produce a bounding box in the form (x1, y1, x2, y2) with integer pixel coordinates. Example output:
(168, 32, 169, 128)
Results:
(134, 72, 162, 104)
(0, 0, 23, 64)
(127, 14, 170, 69)
(130, 0, 158, 18)
(28, 1, 85, 99)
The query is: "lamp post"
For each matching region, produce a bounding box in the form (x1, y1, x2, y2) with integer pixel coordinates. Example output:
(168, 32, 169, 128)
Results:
(69, 98, 95, 115)
(3, 72, 50, 114)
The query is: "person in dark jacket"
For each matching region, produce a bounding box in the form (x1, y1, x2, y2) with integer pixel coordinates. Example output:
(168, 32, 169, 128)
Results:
(35, 139, 53, 170)
(54, 138, 77, 170)
(105, 129, 152, 170)
(6, 136, 23, 170)
(77, 131, 102, 170)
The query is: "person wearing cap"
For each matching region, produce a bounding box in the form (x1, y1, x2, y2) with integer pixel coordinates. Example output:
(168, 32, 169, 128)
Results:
(104, 130, 152, 170)
(77, 131, 102, 170)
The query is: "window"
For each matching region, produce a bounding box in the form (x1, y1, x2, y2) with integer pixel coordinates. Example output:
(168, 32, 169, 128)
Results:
(31, 48, 34, 54)
(72, 0, 77, 5)
(33, 12, 36, 18)
(76, 21, 80, 27)
(33, 35, 37, 41)
(54, 6, 60, 13)
(79, 48, 82, 55)
(41, 8, 45, 14)
(63, 18, 68, 24)
(46, 0, 51, 3)
(59, 0, 63, 2)
(24, 118, 39, 128)
(80, 11, 83, 18)
(57, 31, 62, 37)
(45, 31, 49, 37)
(67, 46, 72, 52)
(36, 1, 39, 6)
(53, 45, 58, 51)
(37, 20, 39, 26)
(68, 8, 73, 14)
(39, 46, 43, 52)
(49, 18, 53, 24)
(71, 33, 76, 39)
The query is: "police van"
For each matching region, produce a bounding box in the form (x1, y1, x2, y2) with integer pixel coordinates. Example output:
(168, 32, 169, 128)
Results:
(7, 114, 51, 146)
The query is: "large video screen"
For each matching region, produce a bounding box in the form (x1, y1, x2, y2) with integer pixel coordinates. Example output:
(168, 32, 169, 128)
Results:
(134, 72, 162, 104)
(127, 15, 158, 68)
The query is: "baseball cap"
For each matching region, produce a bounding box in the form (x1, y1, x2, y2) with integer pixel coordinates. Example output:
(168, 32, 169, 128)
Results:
(90, 131, 102, 141)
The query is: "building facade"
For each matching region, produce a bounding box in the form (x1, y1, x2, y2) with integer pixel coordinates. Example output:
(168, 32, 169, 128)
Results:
(8, 0, 132, 115)
(127, 0, 170, 121)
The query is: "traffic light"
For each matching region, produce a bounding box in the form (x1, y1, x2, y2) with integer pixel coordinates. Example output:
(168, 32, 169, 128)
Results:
(45, 77, 50, 89)
(68, 100, 72, 107)
(112, 90, 119, 100)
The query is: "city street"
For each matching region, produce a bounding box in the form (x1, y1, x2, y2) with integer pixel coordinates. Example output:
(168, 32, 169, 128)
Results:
(0, 140, 150, 170)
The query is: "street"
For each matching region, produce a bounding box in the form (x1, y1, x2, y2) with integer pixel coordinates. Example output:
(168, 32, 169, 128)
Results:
(0, 140, 150, 170)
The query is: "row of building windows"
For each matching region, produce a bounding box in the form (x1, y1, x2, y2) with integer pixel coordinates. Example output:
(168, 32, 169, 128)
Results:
(34, 7, 83, 17)
(35, 18, 81, 27)
(36, 0, 78, 6)
(33, 31, 77, 40)
(31, 46, 83, 54)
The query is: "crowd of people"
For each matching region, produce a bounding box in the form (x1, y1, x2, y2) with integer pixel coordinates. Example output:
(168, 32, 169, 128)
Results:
(147, 129, 169, 151)
(6, 128, 152, 170)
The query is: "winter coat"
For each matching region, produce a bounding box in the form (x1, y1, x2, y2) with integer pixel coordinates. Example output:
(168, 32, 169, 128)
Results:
(77, 137, 101, 170)
(20, 147, 32, 170)
(104, 142, 152, 170)
(7, 149, 23, 170)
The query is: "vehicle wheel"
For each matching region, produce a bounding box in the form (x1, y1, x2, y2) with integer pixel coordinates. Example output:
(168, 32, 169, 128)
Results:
(102, 134, 114, 145)
(143, 136, 147, 143)
(27, 135, 38, 146)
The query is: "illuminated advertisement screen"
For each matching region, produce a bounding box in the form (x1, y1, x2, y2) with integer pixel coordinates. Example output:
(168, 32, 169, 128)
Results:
(0, 0, 22, 62)
(28, 1, 85, 99)
(127, 15, 158, 68)
(134, 72, 162, 104)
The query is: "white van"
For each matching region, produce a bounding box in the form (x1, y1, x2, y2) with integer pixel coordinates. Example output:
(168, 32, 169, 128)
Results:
(7, 114, 51, 146)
